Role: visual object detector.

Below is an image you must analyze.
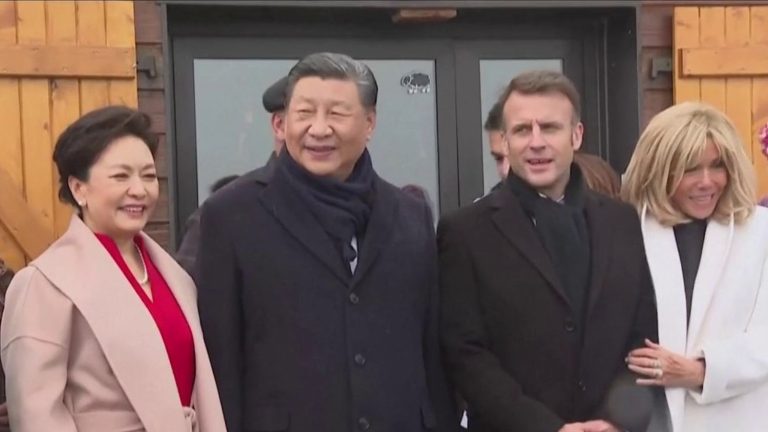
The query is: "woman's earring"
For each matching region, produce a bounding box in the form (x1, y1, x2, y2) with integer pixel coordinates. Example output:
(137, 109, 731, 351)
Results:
(78, 200, 86, 208)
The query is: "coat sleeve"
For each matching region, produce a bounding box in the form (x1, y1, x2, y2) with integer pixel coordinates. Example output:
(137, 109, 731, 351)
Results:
(421, 203, 460, 432)
(0, 267, 78, 432)
(596, 208, 659, 432)
(437, 216, 565, 432)
(628, 229, 660, 352)
(176, 208, 202, 278)
(691, 251, 768, 404)
(194, 201, 244, 432)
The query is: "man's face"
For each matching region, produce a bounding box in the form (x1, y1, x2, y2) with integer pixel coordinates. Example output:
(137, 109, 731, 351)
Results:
(284, 77, 375, 181)
(502, 91, 583, 198)
(487, 130, 509, 180)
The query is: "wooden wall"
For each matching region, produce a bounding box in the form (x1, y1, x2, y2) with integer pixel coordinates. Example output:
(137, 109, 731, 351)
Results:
(673, 5, 768, 196)
(0, 0, 137, 270)
(134, 0, 170, 249)
(640, 4, 675, 129)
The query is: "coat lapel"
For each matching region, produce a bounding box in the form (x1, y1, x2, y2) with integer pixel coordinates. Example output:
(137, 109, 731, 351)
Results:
(583, 194, 612, 315)
(143, 235, 227, 428)
(259, 174, 350, 284)
(34, 216, 187, 432)
(143, 235, 197, 331)
(686, 216, 734, 350)
(352, 178, 397, 285)
(640, 208, 689, 432)
(490, 187, 571, 307)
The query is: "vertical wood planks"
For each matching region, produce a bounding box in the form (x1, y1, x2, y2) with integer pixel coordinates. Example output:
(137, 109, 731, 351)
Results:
(0, 0, 24, 269)
(698, 7, 726, 112)
(106, 1, 138, 107)
(47, 0, 79, 236)
(675, 5, 768, 197)
(674, 7, 701, 103)
(0, 0, 138, 267)
(77, 0, 109, 113)
(16, 0, 54, 236)
(751, 7, 768, 195)
(724, 6, 752, 159)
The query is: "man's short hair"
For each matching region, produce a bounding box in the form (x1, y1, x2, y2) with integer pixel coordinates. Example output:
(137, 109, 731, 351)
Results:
(497, 70, 581, 126)
(483, 102, 503, 132)
(285, 52, 378, 109)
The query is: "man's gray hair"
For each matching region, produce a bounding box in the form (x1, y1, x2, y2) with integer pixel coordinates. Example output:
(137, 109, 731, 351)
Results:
(286, 52, 378, 109)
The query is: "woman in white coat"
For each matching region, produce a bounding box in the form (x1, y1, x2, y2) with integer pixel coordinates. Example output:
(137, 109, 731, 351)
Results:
(622, 102, 768, 432)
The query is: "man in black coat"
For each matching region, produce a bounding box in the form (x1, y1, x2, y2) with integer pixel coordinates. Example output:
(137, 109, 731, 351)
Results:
(176, 75, 287, 274)
(195, 52, 457, 432)
(438, 71, 657, 432)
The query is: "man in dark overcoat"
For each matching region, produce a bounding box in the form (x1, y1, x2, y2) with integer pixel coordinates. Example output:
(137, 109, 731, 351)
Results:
(439, 70, 658, 432)
(195, 52, 457, 432)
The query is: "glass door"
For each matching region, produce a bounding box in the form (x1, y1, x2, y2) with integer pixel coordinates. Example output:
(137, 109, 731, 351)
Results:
(171, 36, 589, 239)
(173, 38, 458, 233)
(453, 39, 587, 203)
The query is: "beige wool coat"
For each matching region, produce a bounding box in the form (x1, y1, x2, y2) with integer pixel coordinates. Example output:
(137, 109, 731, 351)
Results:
(0, 216, 226, 432)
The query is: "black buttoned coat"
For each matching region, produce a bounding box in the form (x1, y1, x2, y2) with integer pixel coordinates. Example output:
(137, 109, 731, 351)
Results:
(438, 184, 659, 432)
(195, 166, 457, 432)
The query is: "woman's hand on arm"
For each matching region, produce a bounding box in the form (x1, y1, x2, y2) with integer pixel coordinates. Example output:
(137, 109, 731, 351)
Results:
(627, 339, 705, 389)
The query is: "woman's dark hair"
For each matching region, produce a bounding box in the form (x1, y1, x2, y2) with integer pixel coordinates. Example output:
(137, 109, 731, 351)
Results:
(484, 101, 503, 132)
(52, 106, 158, 208)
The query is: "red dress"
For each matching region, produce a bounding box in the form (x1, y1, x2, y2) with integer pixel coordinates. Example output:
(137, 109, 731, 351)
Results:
(95, 233, 196, 407)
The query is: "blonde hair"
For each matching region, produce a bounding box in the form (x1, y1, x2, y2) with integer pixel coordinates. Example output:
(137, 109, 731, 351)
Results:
(622, 102, 756, 226)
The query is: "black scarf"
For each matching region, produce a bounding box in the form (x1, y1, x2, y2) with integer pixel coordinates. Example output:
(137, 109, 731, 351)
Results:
(278, 149, 376, 270)
(507, 164, 592, 321)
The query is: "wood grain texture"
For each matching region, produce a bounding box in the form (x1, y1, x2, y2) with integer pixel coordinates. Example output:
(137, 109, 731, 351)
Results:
(751, 6, 768, 195)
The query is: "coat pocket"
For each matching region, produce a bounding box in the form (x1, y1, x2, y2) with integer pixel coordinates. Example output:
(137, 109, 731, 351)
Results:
(244, 404, 290, 431)
(421, 400, 437, 430)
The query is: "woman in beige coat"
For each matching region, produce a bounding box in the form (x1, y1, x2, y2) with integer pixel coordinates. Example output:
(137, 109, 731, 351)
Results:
(1, 106, 226, 432)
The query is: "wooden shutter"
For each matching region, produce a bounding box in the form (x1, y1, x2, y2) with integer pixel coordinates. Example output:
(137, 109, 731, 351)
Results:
(0, 0, 137, 270)
(674, 5, 768, 196)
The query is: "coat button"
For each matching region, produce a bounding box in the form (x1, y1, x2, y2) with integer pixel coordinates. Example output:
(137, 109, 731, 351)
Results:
(564, 319, 576, 332)
(354, 353, 367, 366)
(578, 380, 587, 391)
(349, 292, 360, 304)
(358, 416, 371, 430)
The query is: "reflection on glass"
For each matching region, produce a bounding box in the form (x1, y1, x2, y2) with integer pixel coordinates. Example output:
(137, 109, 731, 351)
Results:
(194, 59, 295, 204)
(364, 60, 439, 215)
(193, 59, 440, 215)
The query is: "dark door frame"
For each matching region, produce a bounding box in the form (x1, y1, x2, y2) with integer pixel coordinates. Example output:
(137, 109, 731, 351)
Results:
(452, 39, 588, 204)
(165, 4, 640, 244)
(161, 1, 639, 8)
(172, 37, 458, 237)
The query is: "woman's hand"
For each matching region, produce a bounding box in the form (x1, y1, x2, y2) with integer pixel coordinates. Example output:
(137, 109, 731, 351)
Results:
(626, 339, 705, 389)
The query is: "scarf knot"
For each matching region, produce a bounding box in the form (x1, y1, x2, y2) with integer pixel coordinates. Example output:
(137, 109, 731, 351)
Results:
(278, 149, 376, 270)
(507, 164, 592, 319)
